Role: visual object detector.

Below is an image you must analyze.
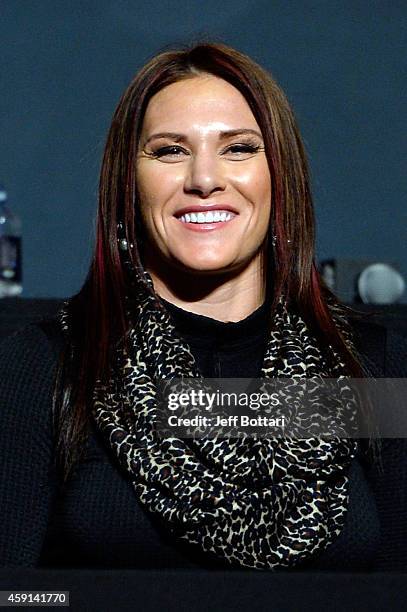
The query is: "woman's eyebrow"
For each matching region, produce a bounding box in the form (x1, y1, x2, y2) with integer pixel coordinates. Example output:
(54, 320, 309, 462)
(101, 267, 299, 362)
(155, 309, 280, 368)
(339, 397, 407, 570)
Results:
(219, 128, 263, 139)
(143, 128, 263, 146)
(143, 132, 185, 146)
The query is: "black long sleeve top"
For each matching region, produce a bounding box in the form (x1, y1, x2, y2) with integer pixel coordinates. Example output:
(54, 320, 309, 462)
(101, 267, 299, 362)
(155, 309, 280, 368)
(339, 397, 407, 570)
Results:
(0, 301, 406, 570)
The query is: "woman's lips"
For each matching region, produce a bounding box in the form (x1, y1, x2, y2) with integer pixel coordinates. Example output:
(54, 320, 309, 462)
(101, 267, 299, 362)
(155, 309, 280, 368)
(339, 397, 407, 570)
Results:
(174, 214, 237, 232)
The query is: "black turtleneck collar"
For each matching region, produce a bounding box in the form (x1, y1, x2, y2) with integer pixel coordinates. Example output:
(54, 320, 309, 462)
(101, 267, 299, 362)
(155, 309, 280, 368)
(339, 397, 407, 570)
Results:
(159, 296, 270, 350)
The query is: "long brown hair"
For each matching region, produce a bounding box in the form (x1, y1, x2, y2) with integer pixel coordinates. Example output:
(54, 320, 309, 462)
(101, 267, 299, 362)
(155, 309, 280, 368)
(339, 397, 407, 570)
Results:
(53, 41, 366, 483)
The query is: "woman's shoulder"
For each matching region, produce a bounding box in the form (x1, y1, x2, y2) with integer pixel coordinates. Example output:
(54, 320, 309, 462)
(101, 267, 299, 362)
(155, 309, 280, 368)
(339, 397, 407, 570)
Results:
(0, 318, 67, 467)
(0, 316, 64, 353)
(348, 316, 407, 377)
(0, 318, 64, 389)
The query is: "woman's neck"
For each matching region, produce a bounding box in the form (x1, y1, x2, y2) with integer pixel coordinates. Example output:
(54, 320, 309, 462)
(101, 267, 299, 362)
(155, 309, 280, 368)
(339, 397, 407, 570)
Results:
(146, 257, 267, 323)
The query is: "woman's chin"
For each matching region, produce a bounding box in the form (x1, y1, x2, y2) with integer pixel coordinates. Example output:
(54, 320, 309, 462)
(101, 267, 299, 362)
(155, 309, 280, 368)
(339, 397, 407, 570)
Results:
(169, 253, 240, 275)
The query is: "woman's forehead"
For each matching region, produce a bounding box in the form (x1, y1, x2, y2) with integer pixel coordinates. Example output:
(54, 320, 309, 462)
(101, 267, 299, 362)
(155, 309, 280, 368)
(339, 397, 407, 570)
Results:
(141, 75, 260, 135)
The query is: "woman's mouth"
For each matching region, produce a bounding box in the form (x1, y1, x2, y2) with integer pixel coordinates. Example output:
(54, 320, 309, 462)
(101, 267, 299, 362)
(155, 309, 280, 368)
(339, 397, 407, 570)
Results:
(175, 209, 237, 231)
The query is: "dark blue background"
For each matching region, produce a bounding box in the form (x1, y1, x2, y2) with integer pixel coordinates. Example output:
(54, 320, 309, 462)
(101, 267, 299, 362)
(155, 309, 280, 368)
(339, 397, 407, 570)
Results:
(1, 1, 406, 299)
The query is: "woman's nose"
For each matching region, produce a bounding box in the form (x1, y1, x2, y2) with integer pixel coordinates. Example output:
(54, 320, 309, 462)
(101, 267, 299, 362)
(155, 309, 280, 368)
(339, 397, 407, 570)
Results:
(183, 152, 226, 197)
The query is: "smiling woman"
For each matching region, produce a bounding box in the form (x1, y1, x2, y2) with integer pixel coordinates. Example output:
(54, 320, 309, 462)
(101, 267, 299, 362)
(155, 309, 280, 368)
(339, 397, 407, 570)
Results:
(1, 41, 406, 572)
(136, 75, 271, 317)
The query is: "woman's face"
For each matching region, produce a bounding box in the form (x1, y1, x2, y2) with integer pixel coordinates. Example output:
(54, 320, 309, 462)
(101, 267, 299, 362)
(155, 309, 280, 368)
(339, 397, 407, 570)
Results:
(136, 75, 272, 278)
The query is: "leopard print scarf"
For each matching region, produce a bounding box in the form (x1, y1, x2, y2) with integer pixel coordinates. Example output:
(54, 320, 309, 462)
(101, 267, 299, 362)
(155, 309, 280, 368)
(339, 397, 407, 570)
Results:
(59, 273, 358, 570)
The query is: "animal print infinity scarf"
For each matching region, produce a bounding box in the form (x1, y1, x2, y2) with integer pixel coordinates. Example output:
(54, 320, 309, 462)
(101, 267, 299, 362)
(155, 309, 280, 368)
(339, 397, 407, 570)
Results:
(59, 273, 358, 570)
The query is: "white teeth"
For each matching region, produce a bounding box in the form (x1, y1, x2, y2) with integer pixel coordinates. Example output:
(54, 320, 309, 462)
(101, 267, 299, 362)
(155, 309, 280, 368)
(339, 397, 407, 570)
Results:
(179, 210, 234, 224)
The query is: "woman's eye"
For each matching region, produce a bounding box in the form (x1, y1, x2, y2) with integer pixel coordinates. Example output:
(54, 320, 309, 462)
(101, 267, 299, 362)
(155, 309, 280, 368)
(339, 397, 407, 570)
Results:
(224, 143, 261, 157)
(148, 142, 262, 161)
(152, 145, 187, 159)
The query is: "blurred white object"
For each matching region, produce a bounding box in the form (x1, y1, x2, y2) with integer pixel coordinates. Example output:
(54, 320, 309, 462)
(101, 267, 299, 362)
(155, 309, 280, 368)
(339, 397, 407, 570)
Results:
(0, 185, 22, 297)
(358, 263, 405, 304)
(321, 262, 335, 291)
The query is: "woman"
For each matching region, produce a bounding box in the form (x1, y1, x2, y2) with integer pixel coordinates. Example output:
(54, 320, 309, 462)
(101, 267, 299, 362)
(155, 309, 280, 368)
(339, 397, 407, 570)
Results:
(0, 42, 406, 571)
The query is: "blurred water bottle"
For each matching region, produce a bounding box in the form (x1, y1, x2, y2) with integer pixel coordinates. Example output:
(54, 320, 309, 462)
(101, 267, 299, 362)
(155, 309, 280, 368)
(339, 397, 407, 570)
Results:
(0, 185, 22, 297)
